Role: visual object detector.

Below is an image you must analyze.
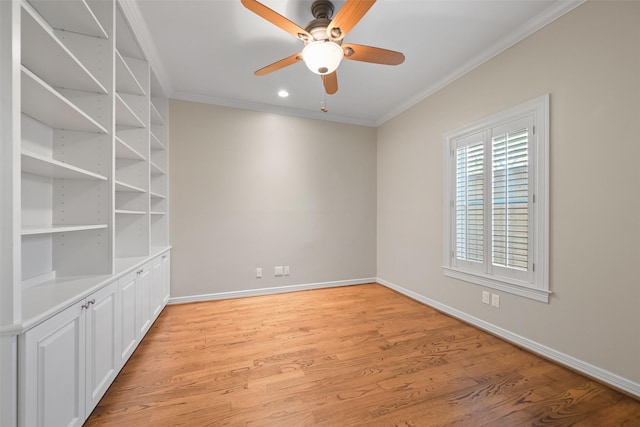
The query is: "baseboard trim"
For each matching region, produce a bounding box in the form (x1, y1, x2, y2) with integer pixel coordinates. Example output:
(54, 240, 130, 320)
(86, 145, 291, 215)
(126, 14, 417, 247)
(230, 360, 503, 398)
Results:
(168, 278, 377, 305)
(377, 277, 640, 399)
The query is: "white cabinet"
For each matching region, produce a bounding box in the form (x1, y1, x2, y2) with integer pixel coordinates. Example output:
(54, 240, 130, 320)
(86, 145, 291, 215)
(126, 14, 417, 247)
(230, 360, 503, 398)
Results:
(136, 263, 152, 338)
(162, 252, 171, 305)
(18, 249, 169, 426)
(19, 301, 85, 427)
(85, 282, 120, 414)
(118, 270, 138, 364)
(19, 281, 118, 427)
(151, 253, 170, 318)
(120, 252, 168, 367)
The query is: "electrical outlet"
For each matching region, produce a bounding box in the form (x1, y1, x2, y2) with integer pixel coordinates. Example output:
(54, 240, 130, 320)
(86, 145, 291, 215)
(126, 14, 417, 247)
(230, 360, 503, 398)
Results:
(482, 291, 491, 304)
(256, 268, 262, 278)
(284, 265, 290, 276)
(491, 294, 500, 308)
(274, 266, 283, 276)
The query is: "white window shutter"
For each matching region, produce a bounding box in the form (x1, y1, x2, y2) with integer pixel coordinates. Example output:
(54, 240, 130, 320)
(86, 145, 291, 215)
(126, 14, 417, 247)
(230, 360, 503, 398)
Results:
(456, 142, 485, 263)
(491, 124, 529, 272)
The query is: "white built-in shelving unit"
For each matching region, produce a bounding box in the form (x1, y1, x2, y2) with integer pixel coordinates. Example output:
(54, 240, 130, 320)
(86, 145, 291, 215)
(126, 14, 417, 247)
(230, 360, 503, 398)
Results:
(0, 0, 170, 425)
(20, 0, 113, 285)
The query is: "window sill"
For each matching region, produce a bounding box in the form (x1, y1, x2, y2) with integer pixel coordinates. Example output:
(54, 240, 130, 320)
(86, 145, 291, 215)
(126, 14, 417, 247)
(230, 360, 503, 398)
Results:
(443, 267, 550, 303)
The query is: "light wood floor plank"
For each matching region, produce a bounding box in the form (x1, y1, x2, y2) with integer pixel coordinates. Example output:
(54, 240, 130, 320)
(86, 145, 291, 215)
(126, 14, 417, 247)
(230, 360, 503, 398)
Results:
(86, 283, 640, 426)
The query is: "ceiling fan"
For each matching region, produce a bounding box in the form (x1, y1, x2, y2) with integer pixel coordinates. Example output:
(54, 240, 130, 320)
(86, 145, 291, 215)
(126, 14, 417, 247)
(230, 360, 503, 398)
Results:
(241, 0, 405, 96)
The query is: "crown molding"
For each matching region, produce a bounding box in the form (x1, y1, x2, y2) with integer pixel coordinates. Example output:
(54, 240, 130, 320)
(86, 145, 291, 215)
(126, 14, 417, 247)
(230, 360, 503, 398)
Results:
(375, 0, 587, 127)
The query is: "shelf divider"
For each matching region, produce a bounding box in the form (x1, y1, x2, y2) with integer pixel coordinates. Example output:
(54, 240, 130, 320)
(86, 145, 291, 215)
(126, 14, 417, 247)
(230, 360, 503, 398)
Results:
(116, 50, 146, 96)
(115, 209, 146, 215)
(115, 136, 146, 161)
(21, 66, 108, 134)
(22, 2, 108, 94)
(22, 150, 108, 181)
(22, 224, 108, 235)
(116, 93, 145, 128)
(115, 180, 146, 193)
(27, 0, 108, 39)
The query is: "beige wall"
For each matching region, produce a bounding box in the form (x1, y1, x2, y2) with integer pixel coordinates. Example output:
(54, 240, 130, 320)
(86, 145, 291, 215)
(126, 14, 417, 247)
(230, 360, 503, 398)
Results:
(169, 101, 377, 298)
(377, 0, 640, 384)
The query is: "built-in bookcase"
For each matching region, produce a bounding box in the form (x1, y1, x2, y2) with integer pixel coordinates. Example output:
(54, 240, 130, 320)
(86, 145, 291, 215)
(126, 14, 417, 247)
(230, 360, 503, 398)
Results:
(20, 0, 113, 285)
(10, 0, 169, 319)
(150, 70, 169, 249)
(114, 5, 149, 260)
(0, 1, 170, 424)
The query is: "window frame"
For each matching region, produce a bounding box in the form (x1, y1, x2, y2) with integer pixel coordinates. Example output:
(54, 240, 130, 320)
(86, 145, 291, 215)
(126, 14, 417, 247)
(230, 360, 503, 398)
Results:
(442, 95, 550, 303)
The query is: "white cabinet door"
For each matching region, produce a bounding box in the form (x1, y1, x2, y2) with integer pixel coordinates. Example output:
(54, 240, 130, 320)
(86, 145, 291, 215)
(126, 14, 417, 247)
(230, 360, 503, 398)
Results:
(136, 263, 152, 338)
(161, 252, 170, 305)
(151, 255, 164, 318)
(85, 281, 119, 415)
(118, 270, 138, 365)
(20, 302, 86, 427)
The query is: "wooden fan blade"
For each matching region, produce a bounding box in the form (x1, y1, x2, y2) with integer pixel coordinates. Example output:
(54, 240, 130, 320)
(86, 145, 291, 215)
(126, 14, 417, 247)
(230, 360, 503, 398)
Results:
(342, 43, 405, 65)
(322, 71, 338, 95)
(255, 52, 302, 76)
(327, 0, 376, 41)
(241, 0, 312, 41)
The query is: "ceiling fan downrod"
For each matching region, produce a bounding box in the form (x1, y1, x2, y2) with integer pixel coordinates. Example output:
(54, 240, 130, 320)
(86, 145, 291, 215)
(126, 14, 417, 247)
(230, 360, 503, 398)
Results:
(306, 0, 335, 41)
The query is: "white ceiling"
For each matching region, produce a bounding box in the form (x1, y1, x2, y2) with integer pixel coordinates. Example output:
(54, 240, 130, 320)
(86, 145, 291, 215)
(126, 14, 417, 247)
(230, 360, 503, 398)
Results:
(131, 0, 581, 126)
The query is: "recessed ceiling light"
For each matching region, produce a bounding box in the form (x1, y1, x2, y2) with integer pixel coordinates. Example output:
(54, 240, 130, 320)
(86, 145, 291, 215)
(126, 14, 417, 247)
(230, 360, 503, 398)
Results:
(278, 90, 289, 98)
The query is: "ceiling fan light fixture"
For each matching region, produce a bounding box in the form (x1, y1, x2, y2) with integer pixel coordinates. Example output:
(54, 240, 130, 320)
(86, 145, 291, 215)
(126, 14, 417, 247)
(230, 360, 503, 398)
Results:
(302, 41, 343, 75)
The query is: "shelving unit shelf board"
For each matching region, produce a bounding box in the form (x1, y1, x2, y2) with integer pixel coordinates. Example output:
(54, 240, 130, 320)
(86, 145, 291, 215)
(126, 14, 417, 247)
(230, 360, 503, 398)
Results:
(150, 192, 166, 199)
(115, 180, 145, 193)
(150, 102, 165, 126)
(150, 131, 166, 150)
(22, 224, 108, 235)
(115, 136, 145, 161)
(22, 2, 108, 94)
(150, 211, 165, 216)
(116, 93, 145, 128)
(115, 209, 146, 215)
(116, 50, 146, 96)
(22, 67, 108, 134)
(27, 0, 108, 39)
(22, 150, 108, 181)
(150, 161, 166, 176)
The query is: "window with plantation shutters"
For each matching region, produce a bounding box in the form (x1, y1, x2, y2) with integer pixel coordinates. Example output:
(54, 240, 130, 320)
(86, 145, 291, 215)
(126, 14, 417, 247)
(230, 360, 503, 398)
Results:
(443, 95, 549, 303)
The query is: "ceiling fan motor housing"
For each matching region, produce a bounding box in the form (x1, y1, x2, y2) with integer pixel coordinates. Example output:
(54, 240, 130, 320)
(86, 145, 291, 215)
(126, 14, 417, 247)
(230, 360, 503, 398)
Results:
(311, 0, 334, 20)
(306, 0, 338, 41)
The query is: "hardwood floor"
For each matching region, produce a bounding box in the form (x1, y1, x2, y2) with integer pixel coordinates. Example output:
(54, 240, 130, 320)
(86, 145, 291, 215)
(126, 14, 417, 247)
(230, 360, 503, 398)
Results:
(86, 284, 640, 426)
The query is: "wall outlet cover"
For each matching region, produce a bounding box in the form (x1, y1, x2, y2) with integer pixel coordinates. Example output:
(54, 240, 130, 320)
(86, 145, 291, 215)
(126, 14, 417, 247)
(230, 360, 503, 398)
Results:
(491, 294, 500, 308)
(482, 291, 491, 304)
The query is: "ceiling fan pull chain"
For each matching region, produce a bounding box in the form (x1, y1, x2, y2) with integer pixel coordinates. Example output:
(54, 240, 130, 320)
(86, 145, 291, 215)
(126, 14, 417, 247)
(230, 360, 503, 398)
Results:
(320, 80, 328, 112)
